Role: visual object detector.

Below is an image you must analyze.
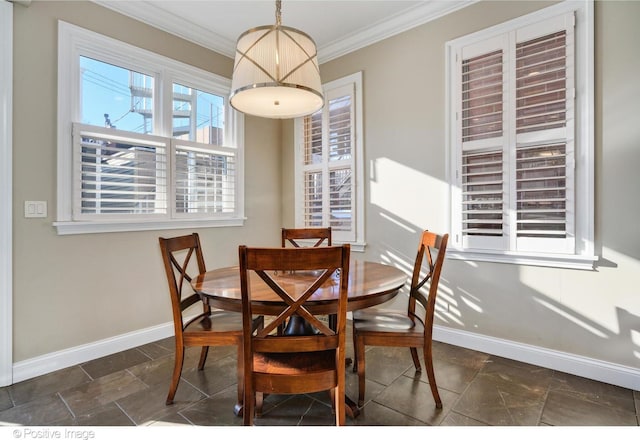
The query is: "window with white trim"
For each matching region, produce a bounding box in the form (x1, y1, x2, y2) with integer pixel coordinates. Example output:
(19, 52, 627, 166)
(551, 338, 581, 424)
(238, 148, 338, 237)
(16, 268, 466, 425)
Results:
(446, 1, 596, 269)
(55, 22, 244, 235)
(294, 72, 365, 251)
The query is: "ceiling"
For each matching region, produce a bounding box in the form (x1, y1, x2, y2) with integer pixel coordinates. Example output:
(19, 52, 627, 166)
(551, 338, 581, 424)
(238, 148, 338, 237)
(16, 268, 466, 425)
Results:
(94, 0, 476, 63)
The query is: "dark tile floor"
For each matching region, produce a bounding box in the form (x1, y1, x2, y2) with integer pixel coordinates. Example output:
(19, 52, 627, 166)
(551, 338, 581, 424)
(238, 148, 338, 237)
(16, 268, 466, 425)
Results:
(1, 325, 639, 427)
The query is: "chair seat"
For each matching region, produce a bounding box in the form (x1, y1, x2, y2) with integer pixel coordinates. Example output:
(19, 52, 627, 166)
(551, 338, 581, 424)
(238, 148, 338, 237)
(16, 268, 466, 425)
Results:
(352, 308, 424, 335)
(253, 350, 338, 394)
(254, 350, 336, 375)
(184, 311, 243, 335)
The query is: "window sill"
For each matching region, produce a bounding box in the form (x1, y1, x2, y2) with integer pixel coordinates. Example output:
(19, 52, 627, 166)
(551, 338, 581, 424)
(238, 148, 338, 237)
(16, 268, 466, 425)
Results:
(53, 218, 246, 235)
(446, 249, 598, 271)
(284, 239, 366, 252)
(343, 241, 366, 253)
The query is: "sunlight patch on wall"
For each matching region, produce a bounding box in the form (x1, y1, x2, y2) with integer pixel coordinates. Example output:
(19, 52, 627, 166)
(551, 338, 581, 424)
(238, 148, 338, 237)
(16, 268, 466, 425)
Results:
(434, 282, 466, 326)
(632, 329, 640, 360)
(378, 211, 418, 233)
(370, 157, 447, 229)
(459, 292, 484, 314)
(435, 285, 483, 328)
(435, 306, 464, 326)
(519, 247, 639, 337)
(380, 250, 413, 274)
(533, 297, 609, 338)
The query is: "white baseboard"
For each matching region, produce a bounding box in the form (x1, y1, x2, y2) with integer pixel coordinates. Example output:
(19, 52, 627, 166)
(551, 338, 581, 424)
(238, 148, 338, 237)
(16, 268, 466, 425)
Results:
(11, 321, 640, 392)
(12, 322, 174, 383)
(433, 325, 640, 391)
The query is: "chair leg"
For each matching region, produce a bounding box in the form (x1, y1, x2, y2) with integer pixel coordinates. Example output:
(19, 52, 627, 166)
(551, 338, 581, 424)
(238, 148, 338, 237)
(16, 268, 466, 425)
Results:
(243, 388, 255, 426)
(329, 388, 336, 413)
(256, 392, 264, 416)
(335, 385, 345, 426)
(234, 344, 244, 416)
(166, 342, 185, 405)
(351, 322, 358, 373)
(423, 342, 442, 408)
(410, 347, 421, 371)
(355, 335, 366, 407)
(197, 346, 209, 370)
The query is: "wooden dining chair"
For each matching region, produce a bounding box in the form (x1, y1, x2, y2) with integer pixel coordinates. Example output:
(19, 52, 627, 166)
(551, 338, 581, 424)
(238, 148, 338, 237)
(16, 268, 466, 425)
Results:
(238, 244, 351, 426)
(281, 227, 332, 248)
(159, 233, 262, 414)
(280, 227, 334, 332)
(351, 230, 449, 409)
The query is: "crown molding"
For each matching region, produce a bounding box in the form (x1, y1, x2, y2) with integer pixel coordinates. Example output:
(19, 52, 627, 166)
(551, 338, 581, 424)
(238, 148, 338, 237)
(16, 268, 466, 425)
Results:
(319, 0, 477, 62)
(92, 1, 477, 64)
(93, 0, 237, 58)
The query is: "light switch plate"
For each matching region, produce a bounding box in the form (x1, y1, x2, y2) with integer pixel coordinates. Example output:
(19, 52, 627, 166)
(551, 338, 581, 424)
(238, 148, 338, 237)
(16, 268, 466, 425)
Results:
(24, 201, 47, 218)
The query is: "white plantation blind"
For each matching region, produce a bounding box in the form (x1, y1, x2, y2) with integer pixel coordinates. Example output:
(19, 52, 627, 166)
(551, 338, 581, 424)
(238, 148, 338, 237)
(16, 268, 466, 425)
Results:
(303, 170, 322, 227)
(516, 31, 568, 134)
(73, 123, 239, 221)
(327, 93, 353, 233)
(516, 143, 567, 238)
(328, 95, 353, 161)
(73, 123, 167, 218)
(303, 111, 323, 226)
(514, 19, 574, 251)
(514, 29, 571, 242)
(301, 83, 355, 241)
(460, 44, 506, 249)
(173, 140, 237, 216)
(462, 149, 504, 237)
(453, 11, 577, 256)
(304, 112, 322, 165)
(329, 167, 351, 231)
(462, 50, 504, 142)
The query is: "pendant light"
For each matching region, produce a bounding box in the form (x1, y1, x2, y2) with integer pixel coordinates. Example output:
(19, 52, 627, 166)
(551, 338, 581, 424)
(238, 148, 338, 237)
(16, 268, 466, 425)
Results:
(230, 0, 324, 119)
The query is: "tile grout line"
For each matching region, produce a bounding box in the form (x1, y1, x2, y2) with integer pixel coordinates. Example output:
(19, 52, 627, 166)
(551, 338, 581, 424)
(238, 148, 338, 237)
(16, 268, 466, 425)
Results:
(114, 400, 137, 426)
(57, 391, 77, 420)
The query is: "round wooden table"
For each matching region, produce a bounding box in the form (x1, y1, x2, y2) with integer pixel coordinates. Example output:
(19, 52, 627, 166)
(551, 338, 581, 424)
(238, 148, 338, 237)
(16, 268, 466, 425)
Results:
(191, 260, 408, 315)
(190, 259, 408, 418)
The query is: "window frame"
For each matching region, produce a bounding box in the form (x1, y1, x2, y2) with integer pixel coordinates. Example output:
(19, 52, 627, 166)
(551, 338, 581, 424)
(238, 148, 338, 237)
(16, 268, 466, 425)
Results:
(445, 0, 596, 270)
(55, 21, 244, 235)
(294, 71, 365, 251)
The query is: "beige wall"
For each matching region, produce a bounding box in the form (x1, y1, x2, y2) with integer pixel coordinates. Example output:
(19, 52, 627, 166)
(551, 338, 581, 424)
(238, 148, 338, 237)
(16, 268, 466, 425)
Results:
(283, 0, 640, 373)
(12, 1, 281, 362)
(10, 0, 640, 381)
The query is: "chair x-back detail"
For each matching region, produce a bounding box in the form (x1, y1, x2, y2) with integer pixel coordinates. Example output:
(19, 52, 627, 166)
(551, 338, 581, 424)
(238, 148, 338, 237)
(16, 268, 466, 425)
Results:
(281, 227, 332, 248)
(352, 230, 449, 409)
(280, 227, 334, 333)
(159, 233, 260, 414)
(238, 244, 350, 426)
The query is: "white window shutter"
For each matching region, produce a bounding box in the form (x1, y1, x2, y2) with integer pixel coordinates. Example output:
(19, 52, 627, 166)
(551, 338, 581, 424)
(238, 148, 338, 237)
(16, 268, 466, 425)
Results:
(462, 149, 505, 242)
(301, 83, 356, 242)
(327, 91, 353, 238)
(172, 139, 237, 217)
(515, 13, 575, 254)
(73, 123, 168, 219)
(454, 11, 576, 255)
(458, 37, 509, 251)
(461, 49, 504, 143)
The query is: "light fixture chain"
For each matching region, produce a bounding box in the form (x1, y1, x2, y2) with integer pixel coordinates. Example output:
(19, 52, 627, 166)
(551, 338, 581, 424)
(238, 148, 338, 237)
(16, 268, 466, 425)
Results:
(275, 0, 282, 27)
